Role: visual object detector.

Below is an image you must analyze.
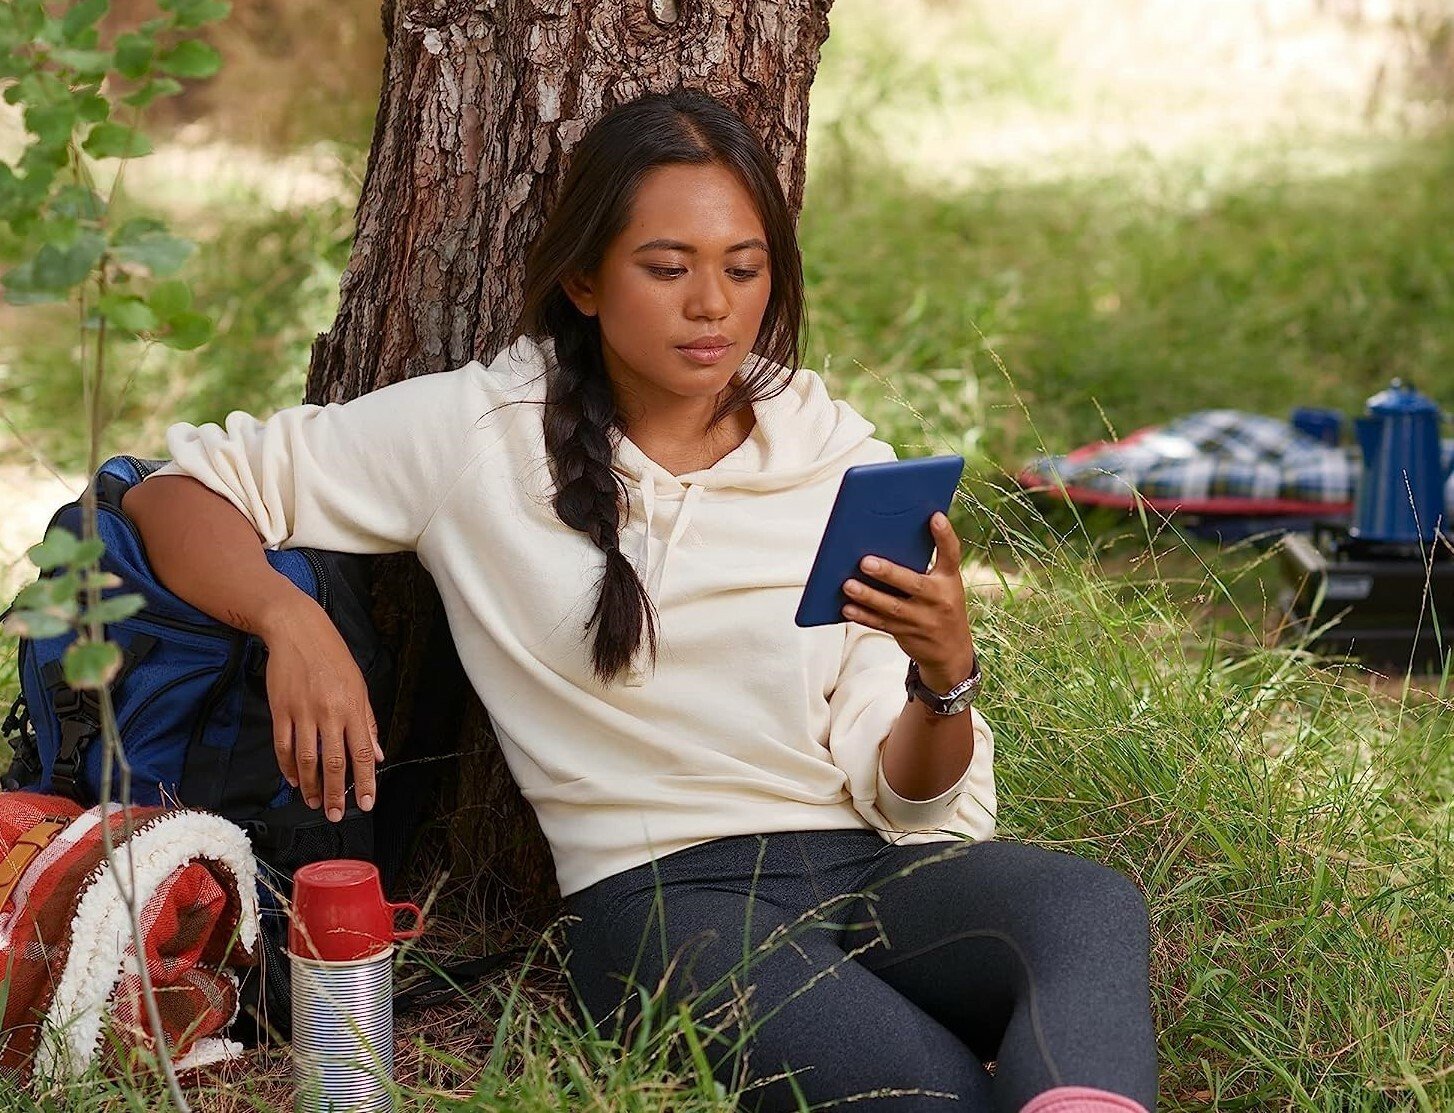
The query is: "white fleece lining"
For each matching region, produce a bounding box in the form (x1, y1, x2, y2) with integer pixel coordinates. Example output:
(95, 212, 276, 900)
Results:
(172, 1034, 245, 1071)
(32, 807, 259, 1081)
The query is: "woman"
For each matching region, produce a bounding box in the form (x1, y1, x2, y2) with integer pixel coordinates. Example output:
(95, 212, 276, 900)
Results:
(126, 90, 1158, 1112)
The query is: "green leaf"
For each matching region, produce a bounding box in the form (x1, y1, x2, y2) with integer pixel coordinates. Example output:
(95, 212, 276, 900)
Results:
(50, 48, 112, 76)
(81, 593, 146, 625)
(0, 161, 22, 216)
(74, 89, 108, 123)
(147, 277, 191, 317)
(80, 570, 126, 591)
(1, 1, 46, 43)
(164, 0, 231, 30)
(7, 232, 106, 298)
(60, 0, 108, 45)
(22, 68, 72, 105)
(12, 580, 55, 611)
(28, 526, 81, 570)
(18, 135, 67, 181)
(113, 31, 153, 79)
(0, 50, 33, 82)
(97, 291, 158, 333)
(112, 215, 168, 241)
(23, 99, 77, 145)
(1, 262, 69, 305)
(155, 39, 220, 78)
(50, 184, 105, 221)
(65, 638, 122, 689)
(1, 609, 72, 640)
(82, 121, 153, 160)
(27, 229, 106, 291)
(121, 76, 182, 108)
(39, 570, 81, 606)
(37, 15, 67, 48)
(159, 309, 212, 350)
(71, 536, 105, 565)
(112, 229, 193, 277)
(155, 312, 212, 351)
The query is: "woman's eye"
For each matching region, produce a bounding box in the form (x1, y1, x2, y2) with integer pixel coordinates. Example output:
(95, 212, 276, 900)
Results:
(646, 266, 763, 281)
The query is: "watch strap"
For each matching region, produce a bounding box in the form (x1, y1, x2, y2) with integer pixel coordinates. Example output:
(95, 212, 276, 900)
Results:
(905, 652, 981, 714)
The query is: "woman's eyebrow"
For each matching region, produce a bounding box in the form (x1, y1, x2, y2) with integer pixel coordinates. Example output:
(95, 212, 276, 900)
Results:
(631, 237, 769, 254)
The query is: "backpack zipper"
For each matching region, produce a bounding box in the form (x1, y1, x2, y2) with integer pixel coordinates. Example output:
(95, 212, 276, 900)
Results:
(298, 548, 332, 613)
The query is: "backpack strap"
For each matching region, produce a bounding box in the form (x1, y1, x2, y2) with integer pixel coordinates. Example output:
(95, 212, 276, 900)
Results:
(0, 815, 70, 914)
(391, 948, 532, 1013)
(43, 633, 160, 803)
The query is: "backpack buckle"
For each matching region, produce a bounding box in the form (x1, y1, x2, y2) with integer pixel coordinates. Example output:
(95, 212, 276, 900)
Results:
(38, 635, 159, 804)
(50, 686, 102, 804)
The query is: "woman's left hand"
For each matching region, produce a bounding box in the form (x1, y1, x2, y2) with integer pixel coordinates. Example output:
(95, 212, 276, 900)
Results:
(840, 511, 977, 691)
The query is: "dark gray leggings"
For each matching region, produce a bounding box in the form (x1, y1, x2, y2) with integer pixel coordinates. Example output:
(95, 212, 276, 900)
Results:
(558, 828, 1158, 1113)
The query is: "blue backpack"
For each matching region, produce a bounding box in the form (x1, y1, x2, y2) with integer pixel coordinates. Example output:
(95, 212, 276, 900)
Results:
(0, 453, 535, 1041)
(1, 451, 398, 832)
(0, 454, 521, 1042)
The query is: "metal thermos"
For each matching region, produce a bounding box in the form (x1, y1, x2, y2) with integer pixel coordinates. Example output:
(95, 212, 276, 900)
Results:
(291, 947, 397, 1112)
(287, 860, 424, 1113)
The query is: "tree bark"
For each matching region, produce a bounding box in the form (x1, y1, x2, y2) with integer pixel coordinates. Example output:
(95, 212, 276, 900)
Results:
(304, 0, 836, 944)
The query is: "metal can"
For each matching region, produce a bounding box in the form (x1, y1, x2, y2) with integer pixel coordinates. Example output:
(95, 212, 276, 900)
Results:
(290, 945, 395, 1112)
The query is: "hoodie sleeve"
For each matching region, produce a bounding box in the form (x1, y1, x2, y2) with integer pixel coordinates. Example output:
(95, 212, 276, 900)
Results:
(142, 361, 491, 554)
(824, 590, 998, 840)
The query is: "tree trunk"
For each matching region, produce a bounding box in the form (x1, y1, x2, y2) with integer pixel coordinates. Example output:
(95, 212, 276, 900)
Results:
(303, 0, 836, 945)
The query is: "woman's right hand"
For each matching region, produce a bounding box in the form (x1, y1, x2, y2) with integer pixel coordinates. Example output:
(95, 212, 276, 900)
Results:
(260, 596, 385, 822)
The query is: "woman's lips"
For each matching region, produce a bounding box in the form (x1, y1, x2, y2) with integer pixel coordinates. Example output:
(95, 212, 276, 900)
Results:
(677, 342, 733, 365)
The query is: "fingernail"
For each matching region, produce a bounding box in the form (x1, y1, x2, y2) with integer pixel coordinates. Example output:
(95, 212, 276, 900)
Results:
(862, 557, 880, 571)
(327, 806, 342, 822)
(307, 796, 320, 809)
(285, 775, 297, 788)
(359, 794, 373, 812)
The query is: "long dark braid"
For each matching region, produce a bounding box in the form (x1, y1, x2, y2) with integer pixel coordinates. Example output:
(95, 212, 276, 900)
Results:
(542, 321, 659, 685)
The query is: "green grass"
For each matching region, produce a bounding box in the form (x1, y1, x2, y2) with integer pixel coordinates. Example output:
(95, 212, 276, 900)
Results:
(2, 2, 1453, 1108)
(800, 129, 1454, 475)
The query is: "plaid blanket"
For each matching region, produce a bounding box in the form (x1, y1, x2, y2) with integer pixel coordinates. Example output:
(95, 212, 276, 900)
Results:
(1017, 409, 1454, 517)
(0, 791, 259, 1088)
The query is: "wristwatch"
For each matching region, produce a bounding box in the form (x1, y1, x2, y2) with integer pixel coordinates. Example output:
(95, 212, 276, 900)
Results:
(905, 653, 981, 716)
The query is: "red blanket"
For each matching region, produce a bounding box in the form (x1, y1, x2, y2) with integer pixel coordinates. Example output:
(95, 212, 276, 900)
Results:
(0, 790, 259, 1088)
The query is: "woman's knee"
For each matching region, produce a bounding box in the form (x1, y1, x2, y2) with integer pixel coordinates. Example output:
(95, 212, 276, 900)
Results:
(1044, 853, 1152, 967)
(1084, 859, 1150, 938)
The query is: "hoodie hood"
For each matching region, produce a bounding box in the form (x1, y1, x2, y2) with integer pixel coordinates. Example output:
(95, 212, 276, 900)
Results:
(585, 349, 878, 686)
(606, 350, 877, 605)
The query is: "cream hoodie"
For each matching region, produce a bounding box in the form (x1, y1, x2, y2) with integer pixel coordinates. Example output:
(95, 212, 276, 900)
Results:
(145, 335, 996, 897)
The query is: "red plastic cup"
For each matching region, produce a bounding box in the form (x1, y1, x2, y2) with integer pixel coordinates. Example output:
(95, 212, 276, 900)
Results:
(288, 859, 424, 961)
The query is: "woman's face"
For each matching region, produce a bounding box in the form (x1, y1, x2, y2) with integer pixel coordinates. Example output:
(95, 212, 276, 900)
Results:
(561, 161, 772, 418)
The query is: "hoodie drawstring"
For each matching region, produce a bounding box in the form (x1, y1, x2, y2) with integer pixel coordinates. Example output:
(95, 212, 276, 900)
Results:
(626, 481, 704, 685)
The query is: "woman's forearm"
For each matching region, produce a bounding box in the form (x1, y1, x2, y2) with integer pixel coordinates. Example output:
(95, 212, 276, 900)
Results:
(121, 474, 312, 641)
(878, 645, 978, 801)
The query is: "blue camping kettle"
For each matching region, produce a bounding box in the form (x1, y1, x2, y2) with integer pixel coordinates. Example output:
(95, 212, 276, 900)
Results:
(1351, 378, 1454, 546)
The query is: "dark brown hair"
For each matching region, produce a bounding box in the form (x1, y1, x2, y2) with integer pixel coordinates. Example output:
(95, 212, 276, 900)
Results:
(510, 88, 807, 686)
